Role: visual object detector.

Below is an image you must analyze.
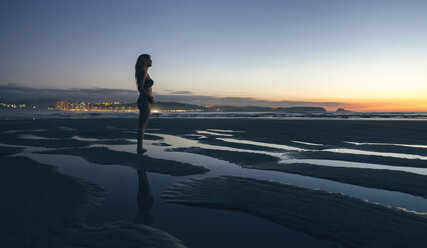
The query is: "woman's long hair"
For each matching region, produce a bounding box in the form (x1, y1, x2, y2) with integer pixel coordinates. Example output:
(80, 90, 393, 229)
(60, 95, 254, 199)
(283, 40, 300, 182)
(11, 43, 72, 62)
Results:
(135, 54, 151, 85)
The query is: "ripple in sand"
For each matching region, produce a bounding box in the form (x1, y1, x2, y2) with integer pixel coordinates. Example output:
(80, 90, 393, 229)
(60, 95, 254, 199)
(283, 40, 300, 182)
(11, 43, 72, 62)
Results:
(163, 176, 427, 248)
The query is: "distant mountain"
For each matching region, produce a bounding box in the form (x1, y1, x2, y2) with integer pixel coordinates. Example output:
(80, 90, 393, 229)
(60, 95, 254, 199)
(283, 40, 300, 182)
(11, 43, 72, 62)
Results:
(277, 107, 326, 113)
(0, 99, 328, 113)
(336, 108, 353, 113)
(152, 101, 204, 111)
(153, 103, 326, 112)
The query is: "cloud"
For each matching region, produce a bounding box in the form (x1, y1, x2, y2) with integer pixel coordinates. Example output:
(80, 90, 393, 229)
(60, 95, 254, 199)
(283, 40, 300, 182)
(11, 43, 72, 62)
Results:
(163, 90, 193, 95)
(0, 84, 138, 102)
(155, 94, 342, 108)
(0, 84, 344, 109)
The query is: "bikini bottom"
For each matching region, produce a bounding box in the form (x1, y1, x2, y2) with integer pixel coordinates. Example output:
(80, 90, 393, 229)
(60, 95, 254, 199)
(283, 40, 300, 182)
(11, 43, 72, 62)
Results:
(137, 96, 150, 110)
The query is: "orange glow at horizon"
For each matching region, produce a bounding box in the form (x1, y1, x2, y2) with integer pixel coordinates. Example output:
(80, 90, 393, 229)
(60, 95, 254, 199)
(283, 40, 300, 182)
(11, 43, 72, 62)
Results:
(343, 100, 427, 112)
(320, 99, 427, 112)
(255, 96, 427, 112)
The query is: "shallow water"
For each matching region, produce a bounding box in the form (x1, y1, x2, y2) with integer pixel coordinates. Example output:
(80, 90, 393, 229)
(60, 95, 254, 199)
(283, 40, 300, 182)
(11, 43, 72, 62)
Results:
(280, 158, 427, 176)
(77, 132, 427, 214)
(291, 140, 324, 146)
(196, 130, 234, 137)
(345, 141, 427, 149)
(217, 137, 305, 151)
(124, 134, 427, 213)
(19, 134, 57, 140)
(22, 152, 330, 248)
(323, 148, 427, 160)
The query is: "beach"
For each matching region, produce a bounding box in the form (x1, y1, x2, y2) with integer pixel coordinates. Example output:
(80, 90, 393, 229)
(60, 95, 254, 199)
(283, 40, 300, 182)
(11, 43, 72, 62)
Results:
(1, 118, 427, 247)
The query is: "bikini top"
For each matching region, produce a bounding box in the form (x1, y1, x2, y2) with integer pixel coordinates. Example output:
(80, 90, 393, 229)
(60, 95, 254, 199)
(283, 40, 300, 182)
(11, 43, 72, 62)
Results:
(137, 72, 154, 89)
(144, 78, 154, 89)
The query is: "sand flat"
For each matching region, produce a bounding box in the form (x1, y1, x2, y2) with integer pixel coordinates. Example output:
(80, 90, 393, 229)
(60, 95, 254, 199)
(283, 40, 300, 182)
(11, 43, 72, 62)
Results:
(38, 146, 208, 176)
(169, 147, 427, 198)
(163, 176, 427, 248)
(0, 145, 23, 155)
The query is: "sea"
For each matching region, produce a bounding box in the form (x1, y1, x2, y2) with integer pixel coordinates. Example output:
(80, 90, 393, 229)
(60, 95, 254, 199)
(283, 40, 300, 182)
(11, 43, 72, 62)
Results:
(1, 110, 427, 120)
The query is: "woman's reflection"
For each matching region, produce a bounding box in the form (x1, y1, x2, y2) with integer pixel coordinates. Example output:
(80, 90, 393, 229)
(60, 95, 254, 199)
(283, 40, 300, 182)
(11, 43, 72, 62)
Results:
(135, 169, 154, 225)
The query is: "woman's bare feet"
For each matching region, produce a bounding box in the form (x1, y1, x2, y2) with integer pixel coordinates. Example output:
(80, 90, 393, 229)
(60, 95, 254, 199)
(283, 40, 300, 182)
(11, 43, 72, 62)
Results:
(137, 148, 147, 154)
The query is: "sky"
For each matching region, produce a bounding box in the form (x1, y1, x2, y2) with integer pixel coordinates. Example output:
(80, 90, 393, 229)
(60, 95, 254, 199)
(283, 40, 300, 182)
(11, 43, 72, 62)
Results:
(1, 0, 427, 111)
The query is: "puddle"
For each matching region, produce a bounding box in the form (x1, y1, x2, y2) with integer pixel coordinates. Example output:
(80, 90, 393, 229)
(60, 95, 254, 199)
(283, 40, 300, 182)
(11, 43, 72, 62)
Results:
(292, 140, 324, 146)
(20, 134, 58, 140)
(217, 137, 305, 151)
(206, 129, 244, 133)
(280, 158, 427, 176)
(196, 130, 234, 137)
(21, 151, 329, 248)
(323, 148, 427, 160)
(345, 141, 427, 149)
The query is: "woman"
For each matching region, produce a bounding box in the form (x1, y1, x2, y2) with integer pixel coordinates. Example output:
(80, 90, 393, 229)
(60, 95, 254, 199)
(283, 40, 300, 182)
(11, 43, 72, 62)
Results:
(135, 54, 154, 154)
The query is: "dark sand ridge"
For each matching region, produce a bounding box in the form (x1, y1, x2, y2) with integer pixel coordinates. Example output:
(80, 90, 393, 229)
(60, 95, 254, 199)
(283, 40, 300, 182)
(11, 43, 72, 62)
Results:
(163, 176, 427, 248)
(21, 133, 136, 145)
(38, 147, 208, 176)
(0, 156, 186, 247)
(0, 120, 162, 141)
(0, 131, 157, 148)
(1, 133, 91, 148)
(0, 145, 23, 156)
(0, 135, 135, 148)
(285, 150, 427, 168)
(169, 147, 427, 199)
(2, 118, 427, 145)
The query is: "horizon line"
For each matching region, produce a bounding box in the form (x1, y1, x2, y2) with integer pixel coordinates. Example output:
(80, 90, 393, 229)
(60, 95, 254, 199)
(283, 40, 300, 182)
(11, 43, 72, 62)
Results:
(0, 84, 426, 112)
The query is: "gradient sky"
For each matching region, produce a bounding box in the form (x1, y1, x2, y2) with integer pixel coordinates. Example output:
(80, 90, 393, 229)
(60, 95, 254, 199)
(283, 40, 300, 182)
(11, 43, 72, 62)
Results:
(1, 0, 427, 111)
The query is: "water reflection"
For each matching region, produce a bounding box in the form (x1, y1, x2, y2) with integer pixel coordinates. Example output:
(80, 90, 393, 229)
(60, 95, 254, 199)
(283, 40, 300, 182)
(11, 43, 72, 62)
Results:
(135, 169, 154, 225)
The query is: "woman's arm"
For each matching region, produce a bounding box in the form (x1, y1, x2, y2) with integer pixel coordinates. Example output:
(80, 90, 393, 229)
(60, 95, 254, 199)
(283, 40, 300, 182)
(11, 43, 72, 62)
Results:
(137, 71, 147, 93)
(138, 86, 152, 99)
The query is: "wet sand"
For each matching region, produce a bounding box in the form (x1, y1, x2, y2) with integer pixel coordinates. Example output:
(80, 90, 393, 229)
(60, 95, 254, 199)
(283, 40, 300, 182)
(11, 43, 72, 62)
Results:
(167, 147, 427, 198)
(163, 176, 427, 248)
(1, 118, 427, 247)
(0, 156, 185, 248)
(39, 147, 208, 176)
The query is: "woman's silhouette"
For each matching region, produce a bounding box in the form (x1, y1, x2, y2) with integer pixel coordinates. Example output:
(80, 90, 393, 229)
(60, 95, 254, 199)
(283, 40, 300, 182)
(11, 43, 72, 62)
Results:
(135, 54, 154, 154)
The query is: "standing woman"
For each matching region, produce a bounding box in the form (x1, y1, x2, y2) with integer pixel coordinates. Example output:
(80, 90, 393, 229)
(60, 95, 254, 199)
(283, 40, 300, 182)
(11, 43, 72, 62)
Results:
(135, 54, 154, 154)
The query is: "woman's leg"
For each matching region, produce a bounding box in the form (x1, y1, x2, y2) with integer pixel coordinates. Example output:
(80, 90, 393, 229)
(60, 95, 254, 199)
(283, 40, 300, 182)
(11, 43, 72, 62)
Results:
(137, 103, 151, 153)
